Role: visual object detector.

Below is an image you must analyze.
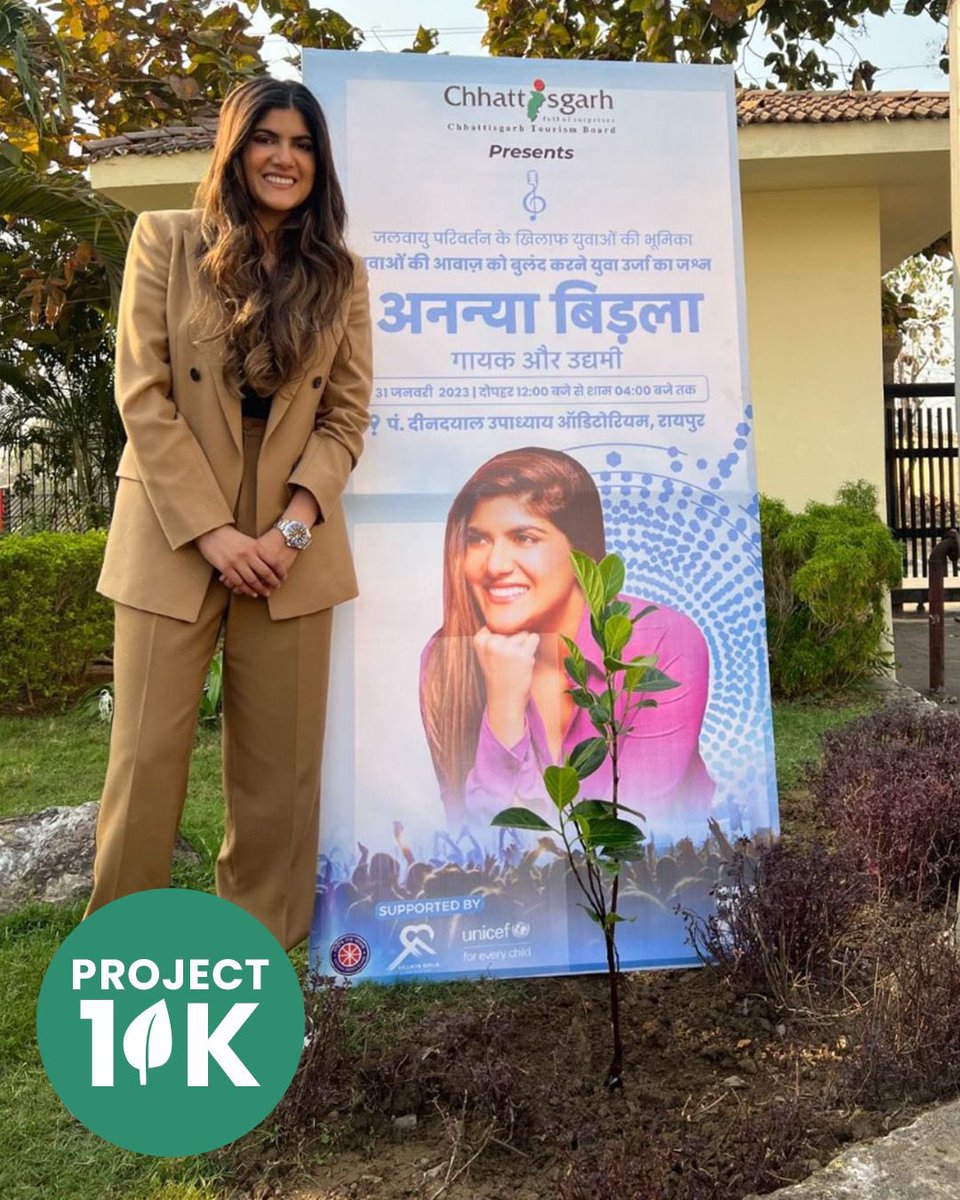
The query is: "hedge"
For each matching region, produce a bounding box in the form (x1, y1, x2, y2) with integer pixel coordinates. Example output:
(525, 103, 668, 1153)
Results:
(761, 480, 902, 697)
(0, 531, 113, 708)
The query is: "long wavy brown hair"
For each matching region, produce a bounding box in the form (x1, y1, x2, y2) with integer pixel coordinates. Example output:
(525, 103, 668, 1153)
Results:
(194, 76, 354, 398)
(421, 448, 607, 806)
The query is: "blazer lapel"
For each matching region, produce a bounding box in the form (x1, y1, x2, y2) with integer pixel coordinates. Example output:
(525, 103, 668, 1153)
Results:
(262, 324, 340, 447)
(183, 222, 243, 457)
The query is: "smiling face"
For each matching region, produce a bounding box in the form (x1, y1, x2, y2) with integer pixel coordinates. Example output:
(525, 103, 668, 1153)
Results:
(240, 106, 316, 233)
(463, 495, 584, 636)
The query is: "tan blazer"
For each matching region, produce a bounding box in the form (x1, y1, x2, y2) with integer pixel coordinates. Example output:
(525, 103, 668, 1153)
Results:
(98, 209, 372, 622)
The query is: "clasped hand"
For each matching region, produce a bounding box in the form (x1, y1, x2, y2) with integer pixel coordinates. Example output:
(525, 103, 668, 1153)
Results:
(473, 626, 540, 749)
(196, 525, 297, 598)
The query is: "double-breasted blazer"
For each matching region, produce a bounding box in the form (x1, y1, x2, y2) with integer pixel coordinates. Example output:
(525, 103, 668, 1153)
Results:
(98, 208, 372, 623)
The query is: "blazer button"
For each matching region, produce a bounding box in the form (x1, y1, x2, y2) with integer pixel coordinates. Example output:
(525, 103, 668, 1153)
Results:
(190, 367, 201, 382)
(312, 375, 324, 389)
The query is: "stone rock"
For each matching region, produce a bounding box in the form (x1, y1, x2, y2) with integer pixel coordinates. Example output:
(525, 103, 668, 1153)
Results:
(744, 1099, 960, 1199)
(392, 1114, 418, 1132)
(0, 803, 200, 914)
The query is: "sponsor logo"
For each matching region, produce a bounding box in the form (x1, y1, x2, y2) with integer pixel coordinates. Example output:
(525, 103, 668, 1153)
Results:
(329, 934, 371, 977)
(387, 923, 439, 972)
(462, 921, 532, 944)
(461, 919, 534, 966)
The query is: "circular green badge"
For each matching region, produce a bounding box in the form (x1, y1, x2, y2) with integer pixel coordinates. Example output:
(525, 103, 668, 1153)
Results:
(37, 889, 304, 1156)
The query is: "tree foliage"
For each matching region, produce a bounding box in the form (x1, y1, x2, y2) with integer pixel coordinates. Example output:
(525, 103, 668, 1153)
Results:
(477, 0, 947, 90)
(883, 252, 953, 386)
(0, 0, 365, 523)
(0, 0, 363, 321)
(1, 0, 361, 172)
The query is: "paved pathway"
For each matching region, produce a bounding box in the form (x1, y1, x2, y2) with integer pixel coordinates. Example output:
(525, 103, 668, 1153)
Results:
(892, 609, 960, 702)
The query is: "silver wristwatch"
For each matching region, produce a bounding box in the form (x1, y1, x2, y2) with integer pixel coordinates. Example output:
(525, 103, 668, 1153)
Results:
(274, 518, 312, 550)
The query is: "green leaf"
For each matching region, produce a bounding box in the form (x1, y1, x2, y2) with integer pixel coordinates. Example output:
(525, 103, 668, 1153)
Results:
(625, 666, 681, 694)
(631, 604, 658, 624)
(577, 903, 604, 926)
(603, 613, 632, 659)
(601, 845, 648, 862)
(608, 600, 631, 620)
(561, 636, 588, 686)
(588, 694, 612, 726)
(598, 553, 625, 603)
(491, 807, 554, 831)
(569, 686, 597, 709)
(543, 764, 580, 809)
(570, 550, 604, 619)
(625, 654, 657, 670)
(567, 736, 607, 779)
(604, 912, 627, 929)
(605, 652, 656, 674)
(581, 816, 644, 850)
(572, 798, 647, 822)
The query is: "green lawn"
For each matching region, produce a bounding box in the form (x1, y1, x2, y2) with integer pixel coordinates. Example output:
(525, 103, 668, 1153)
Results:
(0, 693, 879, 1199)
(771, 693, 878, 792)
(0, 713, 231, 1199)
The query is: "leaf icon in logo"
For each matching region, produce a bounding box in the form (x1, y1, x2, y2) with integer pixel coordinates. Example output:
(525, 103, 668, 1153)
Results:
(122, 999, 173, 1086)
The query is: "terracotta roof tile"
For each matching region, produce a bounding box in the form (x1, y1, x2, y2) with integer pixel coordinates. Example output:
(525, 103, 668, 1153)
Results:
(736, 89, 948, 125)
(83, 116, 219, 161)
(81, 89, 948, 161)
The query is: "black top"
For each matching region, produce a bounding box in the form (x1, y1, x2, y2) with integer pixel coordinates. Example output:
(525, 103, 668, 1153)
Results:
(241, 384, 273, 421)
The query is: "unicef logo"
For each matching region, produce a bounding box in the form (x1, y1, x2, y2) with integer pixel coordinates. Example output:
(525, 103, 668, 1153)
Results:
(329, 934, 371, 977)
(511, 922, 531, 939)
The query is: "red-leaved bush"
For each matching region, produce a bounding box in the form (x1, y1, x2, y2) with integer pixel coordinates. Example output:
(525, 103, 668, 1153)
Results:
(683, 842, 867, 1009)
(809, 705, 960, 906)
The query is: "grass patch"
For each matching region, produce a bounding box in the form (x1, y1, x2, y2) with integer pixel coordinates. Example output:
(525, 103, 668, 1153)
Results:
(0, 903, 230, 1200)
(0, 710, 223, 893)
(771, 690, 880, 793)
(0, 710, 229, 1198)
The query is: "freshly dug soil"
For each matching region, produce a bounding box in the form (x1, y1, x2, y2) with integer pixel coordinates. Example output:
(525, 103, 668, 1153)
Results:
(223, 783, 926, 1200)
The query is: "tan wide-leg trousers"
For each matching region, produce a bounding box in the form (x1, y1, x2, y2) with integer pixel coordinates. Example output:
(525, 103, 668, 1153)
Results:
(87, 418, 333, 950)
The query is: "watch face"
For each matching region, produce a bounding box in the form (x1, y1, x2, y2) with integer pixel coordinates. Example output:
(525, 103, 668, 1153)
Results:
(280, 520, 311, 550)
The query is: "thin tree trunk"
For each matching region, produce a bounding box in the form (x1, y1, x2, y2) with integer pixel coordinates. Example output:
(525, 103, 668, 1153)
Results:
(604, 926, 623, 1089)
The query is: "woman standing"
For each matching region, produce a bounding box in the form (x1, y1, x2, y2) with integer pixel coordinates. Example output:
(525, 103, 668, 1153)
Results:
(420, 448, 713, 830)
(87, 77, 372, 950)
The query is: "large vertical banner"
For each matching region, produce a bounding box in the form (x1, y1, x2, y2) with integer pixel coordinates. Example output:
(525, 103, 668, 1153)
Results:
(304, 51, 778, 983)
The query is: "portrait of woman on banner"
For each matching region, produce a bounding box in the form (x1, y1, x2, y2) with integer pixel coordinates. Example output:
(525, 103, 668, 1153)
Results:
(419, 447, 714, 831)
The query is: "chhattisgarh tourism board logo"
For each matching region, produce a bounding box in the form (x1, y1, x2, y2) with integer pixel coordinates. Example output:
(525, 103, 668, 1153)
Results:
(36, 890, 304, 1156)
(443, 77, 613, 122)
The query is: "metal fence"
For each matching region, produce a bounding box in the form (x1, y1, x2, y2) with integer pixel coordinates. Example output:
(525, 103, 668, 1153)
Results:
(884, 381, 959, 604)
(0, 445, 111, 533)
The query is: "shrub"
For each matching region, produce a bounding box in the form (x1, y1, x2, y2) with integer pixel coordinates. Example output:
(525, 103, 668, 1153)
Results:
(760, 480, 901, 697)
(683, 841, 867, 1012)
(810, 704, 960, 906)
(845, 912, 960, 1105)
(0, 530, 113, 707)
(558, 1095, 817, 1199)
